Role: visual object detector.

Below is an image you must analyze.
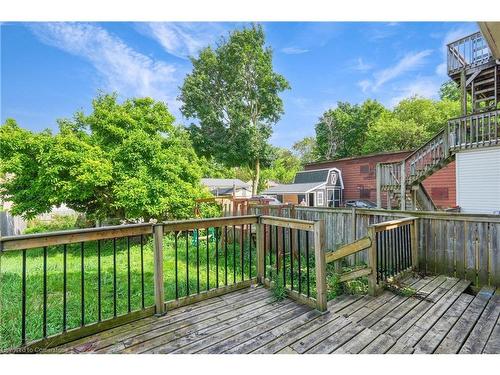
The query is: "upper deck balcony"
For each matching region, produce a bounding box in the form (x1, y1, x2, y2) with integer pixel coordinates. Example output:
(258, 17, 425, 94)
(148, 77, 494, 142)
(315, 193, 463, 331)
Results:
(447, 31, 493, 77)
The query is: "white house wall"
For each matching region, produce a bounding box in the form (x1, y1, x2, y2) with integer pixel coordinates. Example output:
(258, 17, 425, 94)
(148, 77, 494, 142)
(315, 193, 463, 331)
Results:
(456, 147, 500, 214)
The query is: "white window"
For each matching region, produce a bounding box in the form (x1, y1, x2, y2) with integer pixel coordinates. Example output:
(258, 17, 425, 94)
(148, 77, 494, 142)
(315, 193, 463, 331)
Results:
(317, 191, 324, 206)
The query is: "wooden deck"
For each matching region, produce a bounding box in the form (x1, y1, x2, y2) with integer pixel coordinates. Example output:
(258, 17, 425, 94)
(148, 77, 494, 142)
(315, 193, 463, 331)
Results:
(54, 275, 499, 354)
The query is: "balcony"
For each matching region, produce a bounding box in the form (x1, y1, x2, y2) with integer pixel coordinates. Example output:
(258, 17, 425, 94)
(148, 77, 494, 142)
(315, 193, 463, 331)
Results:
(447, 31, 493, 76)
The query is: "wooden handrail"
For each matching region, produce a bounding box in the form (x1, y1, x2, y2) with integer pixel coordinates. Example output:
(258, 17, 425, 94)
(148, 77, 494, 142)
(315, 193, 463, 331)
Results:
(162, 215, 259, 232)
(369, 217, 417, 232)
(325, 236, 372, 263)
(259, 215, 315, 231)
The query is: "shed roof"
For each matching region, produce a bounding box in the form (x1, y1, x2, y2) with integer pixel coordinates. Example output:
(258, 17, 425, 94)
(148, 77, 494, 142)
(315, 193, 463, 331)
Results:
(262, 182, 325, 195)
(293, 169, 330, 184)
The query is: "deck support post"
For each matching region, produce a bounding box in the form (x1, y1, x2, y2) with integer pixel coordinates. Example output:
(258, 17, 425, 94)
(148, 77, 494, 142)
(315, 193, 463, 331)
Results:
(400, 162, 406, 211)
(313, 220, 327, 312)
(256, 218, 265, 284)
(376, 163, 382, 208)
(153, 224, 166, 316)
(367, 226, 379, 296)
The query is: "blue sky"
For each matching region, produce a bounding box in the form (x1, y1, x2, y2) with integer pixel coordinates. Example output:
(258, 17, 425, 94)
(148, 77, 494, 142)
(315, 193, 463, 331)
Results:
(1, 22, 478, 147)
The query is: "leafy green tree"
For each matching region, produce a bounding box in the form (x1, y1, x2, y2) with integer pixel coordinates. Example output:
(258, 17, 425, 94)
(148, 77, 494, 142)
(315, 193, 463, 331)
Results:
(362, 113, 430, 154)
(0, 94, 206, 221)
(439, 80, 460, 101)
(292, 136, 317, 165)
(393, 96, 460, 135)
(261, 148, 302, 185)
(179, 24, 290, 195)
(315, 99, 386, 160)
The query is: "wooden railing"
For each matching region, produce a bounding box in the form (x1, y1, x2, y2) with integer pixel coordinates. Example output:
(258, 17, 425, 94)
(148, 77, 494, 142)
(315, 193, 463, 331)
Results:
(323, 216, 418, 295)
(447, 31, 492, 75)
(0, 214, 325, 351)
(257, 216, 326, 311)
(448, 110, 500, 150)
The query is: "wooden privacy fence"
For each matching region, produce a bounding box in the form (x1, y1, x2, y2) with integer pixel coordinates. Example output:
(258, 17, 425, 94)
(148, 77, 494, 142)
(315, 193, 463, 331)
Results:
(0, 214, 324, 351)
(249, 205, 500, 288)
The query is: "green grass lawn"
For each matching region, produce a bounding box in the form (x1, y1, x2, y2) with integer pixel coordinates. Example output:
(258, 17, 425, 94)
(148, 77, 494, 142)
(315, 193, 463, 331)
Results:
(0, 230, 256, 350)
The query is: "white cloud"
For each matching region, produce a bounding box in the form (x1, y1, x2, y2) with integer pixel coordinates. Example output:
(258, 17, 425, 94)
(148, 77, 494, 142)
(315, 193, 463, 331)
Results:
(137, 22, 227, 59)
(373, 50, 432, 90)
(357, 80, 371, 93)
(30, 22, 180, 110)
(352, 58, 372, 72)
(388, 77, 441, 107)
(281, 46, 309, 55)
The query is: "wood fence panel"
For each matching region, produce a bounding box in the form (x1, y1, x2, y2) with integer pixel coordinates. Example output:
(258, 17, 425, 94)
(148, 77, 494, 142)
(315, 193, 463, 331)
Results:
(491, 224, 500, 286)
(455, 221, 466, 279)
(478, 222, 489, 285)
(466, 222, 477, 284)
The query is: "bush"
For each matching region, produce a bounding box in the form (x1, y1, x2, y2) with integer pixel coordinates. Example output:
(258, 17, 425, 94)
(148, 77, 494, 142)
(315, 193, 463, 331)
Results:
(24, 214, 78, 234)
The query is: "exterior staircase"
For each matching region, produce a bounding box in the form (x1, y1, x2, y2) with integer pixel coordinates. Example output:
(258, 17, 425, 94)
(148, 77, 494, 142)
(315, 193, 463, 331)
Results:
(376, 30, 500, 211)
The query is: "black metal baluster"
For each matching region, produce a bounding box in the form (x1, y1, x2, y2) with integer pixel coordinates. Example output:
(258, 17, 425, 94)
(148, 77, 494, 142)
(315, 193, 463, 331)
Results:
(206, 228, 210, 291)
(290, 228, 294, 291)
(63, 244, 67, 331)
(306, 231, 310, 298)
(43, 246, 47, 338)
(248, 224, 252, 279)
(21, 249, 26, 345)
(175, 232, 178, 299)
(98, 240, 102, 321)
(113, 238, 117, 317)
(241, 225, 245, 281)
(140, 235, 145, 309)
(376, 232, 381, 283)
(406, 225, 411, 269)
(282, 227, 286, 286)
(81, 242, 85, 326)
(263, 224, 267, 279)
(224, 226, 228, 286)
(215, 227, 219, 288)
(233, 225, 236, 284)
(196, 229, 200, 294)
(275, 226, 279, 275)
(186, 230, 189, 297)
(127, 237, 131, 313)
(384, 230, 389, 280)
(408, 224, 413, 268)
(391, 229, 396, 277)
(298, 230, 302, 294)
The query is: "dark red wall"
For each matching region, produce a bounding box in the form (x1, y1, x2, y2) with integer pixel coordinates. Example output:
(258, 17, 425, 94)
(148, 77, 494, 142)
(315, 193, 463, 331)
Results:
(305, 151, 456, 209)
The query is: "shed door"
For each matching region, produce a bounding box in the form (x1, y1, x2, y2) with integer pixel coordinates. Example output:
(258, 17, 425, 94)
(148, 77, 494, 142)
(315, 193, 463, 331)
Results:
(456, 148, 500, 214)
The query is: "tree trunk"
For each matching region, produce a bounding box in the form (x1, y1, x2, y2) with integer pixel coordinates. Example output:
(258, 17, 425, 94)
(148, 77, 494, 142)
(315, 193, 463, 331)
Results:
(252, 158, 260, 196)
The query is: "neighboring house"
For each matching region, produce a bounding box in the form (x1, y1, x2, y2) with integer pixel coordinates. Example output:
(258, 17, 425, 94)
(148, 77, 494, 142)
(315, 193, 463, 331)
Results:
(201, 178, 252, 198)
(305, 151, 457, 209)
(262, 168, 344, 207)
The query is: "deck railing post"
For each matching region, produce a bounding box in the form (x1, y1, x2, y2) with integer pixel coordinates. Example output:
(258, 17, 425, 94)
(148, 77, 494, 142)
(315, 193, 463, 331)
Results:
(153, 224, 166, 316)
(367, 226, 378, 296)
(410, 219, 419, 271)
(313, 220, 327, 312)
(256, 217, 265, 284)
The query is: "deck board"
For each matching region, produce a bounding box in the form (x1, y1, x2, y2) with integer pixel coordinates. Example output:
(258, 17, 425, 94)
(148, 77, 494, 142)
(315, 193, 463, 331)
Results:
(52, 277, 500, 354)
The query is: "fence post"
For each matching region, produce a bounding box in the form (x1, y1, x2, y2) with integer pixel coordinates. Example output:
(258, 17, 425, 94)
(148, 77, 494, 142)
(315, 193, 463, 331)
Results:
(153, 224, 166, 316)
(256, 217, 265, 284)
(376, 163, 382, 208)
(367, 226, 378, 296)
(410, 219, 419, 271)
(314, 220, 327, 312)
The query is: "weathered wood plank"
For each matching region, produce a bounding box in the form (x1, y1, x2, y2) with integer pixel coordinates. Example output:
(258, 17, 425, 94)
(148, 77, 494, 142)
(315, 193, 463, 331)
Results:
(435, 287, 494, 353)
(325, 237, 371, 263)
(414, 293, 473, 353)
(460, 291, 500, 353)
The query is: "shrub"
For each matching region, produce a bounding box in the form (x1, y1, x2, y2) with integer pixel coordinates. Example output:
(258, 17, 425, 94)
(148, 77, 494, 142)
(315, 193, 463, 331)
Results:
(24, 214, 78, 234)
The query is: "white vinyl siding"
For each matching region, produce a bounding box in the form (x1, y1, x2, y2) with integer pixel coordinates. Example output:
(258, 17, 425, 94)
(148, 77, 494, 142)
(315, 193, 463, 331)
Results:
(456, 147, 500, 214)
